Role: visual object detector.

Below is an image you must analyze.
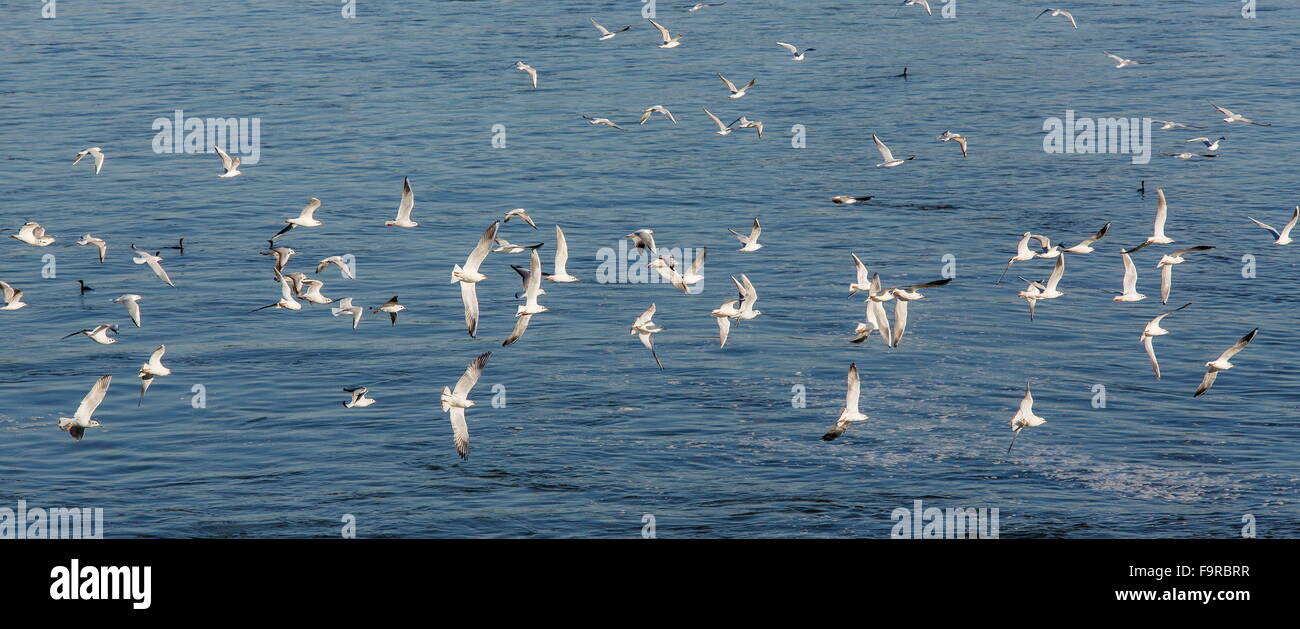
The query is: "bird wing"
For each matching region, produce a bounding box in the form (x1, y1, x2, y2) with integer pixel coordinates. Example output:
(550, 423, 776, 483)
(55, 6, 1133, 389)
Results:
(1143, 335, 1161, 380)
(1281, 207, 1300, 239)
(1160, 263, 1172, 304)
(851, 253, 868, 287)
(687, 247, 707, 276)
(1194, 370, 1218, 398)
(1211, 103, 1233, 117)
(503, 314, 532, 346)
(716, 316, 730, 348)
(870, 300, 892, 347)
(213, 145, 234, 169)
(634, 303, 656, 328)
(524, 248, 543, 306)
(299, 197, 321, 220)
(591, 18, 611, 36)
(125, 299, 142, 327)
(554, 225, 569, 274)
(749, 217, 761, 242)
(717, 74, 738, 92)
(462, 221, 500, 274)
(775, 41, 798, 54)
(147, 259, 174, 286)
(396, 177, 414, 221)
(1121, 251, 1138, 293)
(461, 282, 479, 337)
(449, 407, 470, 460)
(1247, 216, 1280, 240)
(703, 108, 726, 132)
(872, 134, 894, 162)
(454, 352, 491, 397)
(647, 18, 671, 43)
(892, 299, 908, 347)
(845, 363, 861, 415)
(75, 375, 112, 421)
(1153, 189, 1169, 236)
(1218, 328, 1259, 362)
(1046, 254, 1065, 291)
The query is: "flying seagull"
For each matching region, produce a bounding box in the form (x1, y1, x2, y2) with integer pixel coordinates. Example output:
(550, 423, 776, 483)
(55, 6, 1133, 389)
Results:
(452, 221, 500, 338)
(342, 386, 375, 408)
(1007, 381, 1047, 453)
(1113, 247, 1147, 302)
(1210, 103, 1271, 126)
(386, 177, 418, 227)
(513, 61, 538, 89)
(1103, 52, 1139, 68)
(1140, 302, 1191, 380)
(316, 255, 356, 279)
(647, 19, 683, 48)
(213, 145, 242, 178)
(371, 296, 406, 325)
(504, 247, 548, 346)
(0, 281, 27, 311)
(77, 234, 108, 263)
(502, 208, 538, 229)
(590, 18, 631, 40)
(1156, 246, 1215, 304)
(703, 108, 734, 135)
(888, 278, 953, 346)
(250, 276, 303, 313)
(1246, 207, 1298, 245)
(630, 303, 665, 369)
(1034, 8, 1078, 28)
(729, 217, 763, 252)
(639, 105, 678, 125)
(1194, 328, 1259, 397)
(936, 130, 968, 157)
(72, 147, 105, 175)
(547, 224, 581, 282)
(1062, 222, 1110, 253)
(441, 352, 491, 460)
(718, 73, 756, 99)
(62, 324, 119, 345)
(137, 344, 171, 407)
(872, 134, 914, 167)
(822, 363, 868, 441)
(775, 41, 815, 61)
(1145, 188, 1175, 244)
(271, 197, 323, 240)
(113, 294, 144, 327)
(331, 296, 365, 329)
(58, 375, 111, 441)
(10, 222, 55, 246)
(582, 115, 625, 130)
(131, 244, 175, 287)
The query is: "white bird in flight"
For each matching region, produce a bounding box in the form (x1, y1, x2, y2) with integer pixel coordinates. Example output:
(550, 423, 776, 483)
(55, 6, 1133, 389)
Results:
(547, 224, 581, 282)
(1113, 246, 1147, 303)
(386, 177, 418, 227)
(299, 278, 333, 304)
(902, 0, 932, 17)
(77, 234, 108, 263)
(639, 105, 678, 125)
(1194, 328, 1259, 397)
(213, 145, 242, 178)
(130, 245, 175, 287)
(250, 276, 303, 313)
(513, 61, 538, 89)
(1187, 136, 1225, 152)
(1103, 52, 1138, 68)
(582, 115, 625, 130)
(271, 197, 323, 240)
(872, 134, 914, 168)
(62, 324, 119, 345)
(1007, 381, 1047, 453)
(113, 294, 144, 327)
(822, 363, 869, 441)
(441, 352, 491, 460)
(775, 41, 814, 61)
(1035, 8, 1078, 29)
(137, 344, 171, 407)
(504, 247, 548, 346)
(647, 19, 683, 48)
(888, 278, 952, 346)
(331, 296, 365, 329)
(73, 147, 105, 175)
(996, 232, 1040, 284)
(1156, 245, 1215, 305)
(58, 375, 111, 441)
(1145, 188, 1175, 245)
(452, 221, 499, 338)
(316, 255, 356, 280)
(936, 130, 968, 157)
(1140, 302, 1191, 380)
(729, 217, 763, 252)
(502, 208, 538, 229)
(718, 73, 756, 99)
(10, 222, 55, 246)
(342, 386, 376, 408)
(0, 281, 27, 311)
(1210, 103, 1271, 126)
(1246, 206, 1298, 245)
(1061, 222, 1110, 253)
(703, 108, 734, 136)
(590, 18, 631, 41)
(371, 296, 406, 325)
(630, 303, 665, 369)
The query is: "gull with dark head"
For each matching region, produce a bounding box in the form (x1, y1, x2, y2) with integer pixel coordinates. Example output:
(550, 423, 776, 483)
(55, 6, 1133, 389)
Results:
(11, 222, 55, 246)
(1, 281, 27, 311)
(213, 145, 242, 178)
(58, 375, 111, 441)
(1035, 8, 1078, 29)
(729, 218, 763, 252)
(371, 296, 406, 325)
(775, 41, 814, 61)
(452, 221, 499, 338)
(822, 363, 868, 441)
(1194, 328, 1259, 397)
(73, 147, 105, 174)
(872, 134, 914, 167)
(131, 244, 175, 287)
(386, 177, 418, 227)
(343, 386, 375, 408)
(441, 352, 491, 460)
(639, 105, 677, 125)
(502, 208, 538, 229)
(630, 303, 665, 369)
(331, 297, 365, 329)
(62, 324, 120, 345)
(1247, 207, 1298, 245)
(77, 234, 108, 263)
(647, 19, 682, 47)
(590, 18, 631, 40)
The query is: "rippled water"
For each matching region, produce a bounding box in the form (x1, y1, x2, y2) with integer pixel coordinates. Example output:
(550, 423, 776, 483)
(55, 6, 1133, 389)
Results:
(1, 1, 1297, 538)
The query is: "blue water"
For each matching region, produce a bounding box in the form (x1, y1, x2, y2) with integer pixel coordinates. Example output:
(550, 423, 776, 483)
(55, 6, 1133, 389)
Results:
(1, 1, 1297, 538)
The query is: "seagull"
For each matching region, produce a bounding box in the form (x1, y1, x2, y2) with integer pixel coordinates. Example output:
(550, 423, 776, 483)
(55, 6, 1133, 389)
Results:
(250, 276, 303, 313)
(734, 273, 762, 321)
(590, 18, 631, 40)
(730, 116, 764, 138)
(0, 281, 27, 311)
(131, 245, 175, 287)
(1062, 222, 1111, 253)
(510, 263, 547, 299)
(77, 280, 93, 294)
(262, 246, 297, 277)
(630, 303, 665, 369)
(283, 272, 308, 296)
(639, 105, 678, 125)
(77, 234, 107, 263)
(889, 278, 952, 346)
(271, 197, 323, 240)
(386, 177, 418, 227)
(775, 41, 814, 61)
(72, 147, 105, 174)
(331, 296, 364, 329)
(113, 294, 143, 327)
(1017, 278, 1044, 321)
(936, 130, 968, 157)
(831, 196, 873, 205)
(1194, 328, 1259, 397)
(865, 273, 894, 345)
(822, 363, 869, 441)
(502, 208, 538, 229)
(702, 108, 734, 135)
(371, 295, 406, 325)
(1140, 302, 1191, 380)
(504, 248, 544, 347)
(1146, 188, 1175, 244)
(681, 2, 725, 11)
(1113, 247, 1147, 302)
(493, 237, 543, 254)
(848, 253, 873, 296)
(718, 73, 756, 99)
(1162, 152, 1217, 160)
(997, 232, 1040, 284)
(1152, 120, 1198, 130)
(1156, 246, 1214, 304)
(872, 134, 914, 167)
(342, 386, 376, 408)
(441, 352, 491, 460)
(651, 247, 706, 294)
(1031, 253, 1066, 300)
(58, 375, 111, 441)
(1103, 52, 1139, 68)
(137, 345, 171, 407)
(625, 229, 658, 261)
(1187, 136, 1225, 151)
(213, 145, 242, 178)
(316, 255, 356, 280)
(711, 291, 743, 349)
(452, 221, 499, 338)
(1035, 8, 1078, 29)
(299, 278, 333, 304)
(851, 294, 890, 345)
(547, 224, 581, 282)
(648, 18, 683, 48)
(1246, 206, 1298, 245)
(10, 222, 55, 246)
(1210, 103, 1271, 126)
(902, 0, 933, 16)
(513, 61, 538, 89)
(297, 278, 332, 304)
(1031, 234, 1063, 259)
(729, 217, 763, 252)
(1007, 381, 1047, 453)
(582, 115, 625, 130)
(62, 324, 119, 345)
